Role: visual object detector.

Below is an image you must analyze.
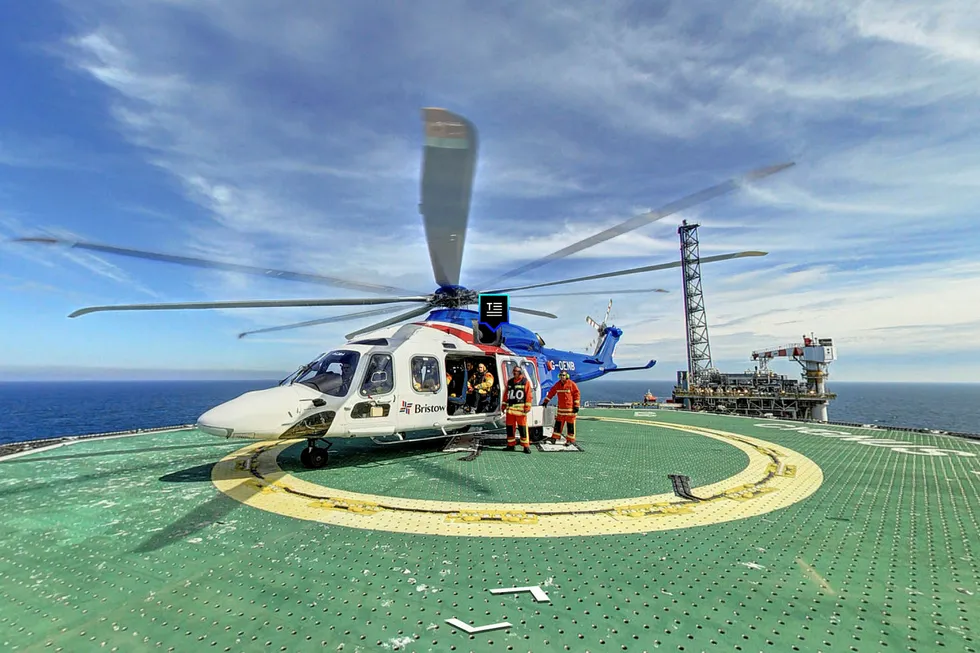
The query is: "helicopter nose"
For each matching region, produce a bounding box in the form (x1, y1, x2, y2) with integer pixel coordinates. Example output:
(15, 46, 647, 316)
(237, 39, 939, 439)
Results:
(196, 385, 326, 439)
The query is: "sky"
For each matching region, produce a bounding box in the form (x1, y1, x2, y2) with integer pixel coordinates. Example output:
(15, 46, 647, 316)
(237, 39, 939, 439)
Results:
(1, 0, 978, 383)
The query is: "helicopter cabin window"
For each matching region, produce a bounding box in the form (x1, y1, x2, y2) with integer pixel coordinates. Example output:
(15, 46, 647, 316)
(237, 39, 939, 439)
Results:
(360, 354, 393, 396)
(296, 350, 360, 397)
(411, 356, 441, 393)
(521, 361, 538, 392)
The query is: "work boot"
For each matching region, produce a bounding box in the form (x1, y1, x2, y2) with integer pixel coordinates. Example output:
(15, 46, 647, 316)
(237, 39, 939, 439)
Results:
(523, 446, 532, 454)
(504, 445, 515, 451)
(565, 441, 574, 447)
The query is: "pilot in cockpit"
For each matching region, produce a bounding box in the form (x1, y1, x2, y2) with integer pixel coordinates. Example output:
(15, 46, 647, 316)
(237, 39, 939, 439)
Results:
(340, 362, 355, 394)
(299, 351, 360, 397)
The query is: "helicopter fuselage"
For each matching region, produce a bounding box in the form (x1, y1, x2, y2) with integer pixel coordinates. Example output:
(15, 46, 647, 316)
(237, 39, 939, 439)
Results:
(195, 309, 655, 443)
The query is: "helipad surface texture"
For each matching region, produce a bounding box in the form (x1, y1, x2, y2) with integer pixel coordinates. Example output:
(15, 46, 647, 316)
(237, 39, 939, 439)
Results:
(0, 409, 977, 652)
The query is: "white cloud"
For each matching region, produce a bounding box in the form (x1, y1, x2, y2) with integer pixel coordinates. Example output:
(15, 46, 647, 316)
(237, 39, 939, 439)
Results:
(0, 273, 89, 300)
(0, 217, 160, 298)
(1, 0, 976, 379)
(604, 259, 980, 373)
(805, 0, 980, 66)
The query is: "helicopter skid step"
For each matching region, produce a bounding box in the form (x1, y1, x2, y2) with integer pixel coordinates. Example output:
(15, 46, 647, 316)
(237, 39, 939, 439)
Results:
(446, 412, 499, 423)
(370, 424, 507, 447)
(348, 426, 398, 437)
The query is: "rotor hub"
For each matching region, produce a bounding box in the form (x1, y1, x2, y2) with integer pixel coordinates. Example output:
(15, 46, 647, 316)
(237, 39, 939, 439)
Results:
(432, 285, 479, 308)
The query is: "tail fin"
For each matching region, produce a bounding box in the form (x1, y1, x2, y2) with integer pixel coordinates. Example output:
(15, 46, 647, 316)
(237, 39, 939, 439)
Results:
(584, 300, 620, 367)
(584, 298, 657, 374)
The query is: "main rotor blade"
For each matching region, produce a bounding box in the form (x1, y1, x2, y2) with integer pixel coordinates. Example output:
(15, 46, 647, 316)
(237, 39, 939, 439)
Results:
(510, 306, 558, 319)
(418, 108, 478, 287)
(511, 288, 670, 297)
(238, 305, 409, 339)
(345, 304, 436, 340)
(14, 237, 423, 296)
(476, 162, 793, 289)
(486, 251, 767, 294)
(68, 296, 431, 318)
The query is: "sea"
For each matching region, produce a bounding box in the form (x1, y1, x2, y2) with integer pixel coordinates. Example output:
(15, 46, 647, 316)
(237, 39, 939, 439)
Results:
(0, 379, 978, 445)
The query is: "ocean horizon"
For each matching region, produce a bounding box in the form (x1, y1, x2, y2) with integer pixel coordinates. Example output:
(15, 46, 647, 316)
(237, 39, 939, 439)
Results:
(1, 379, 978, 444)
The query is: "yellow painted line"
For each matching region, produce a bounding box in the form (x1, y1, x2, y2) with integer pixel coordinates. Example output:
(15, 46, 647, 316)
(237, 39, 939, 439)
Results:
(212, 417, 823, 537)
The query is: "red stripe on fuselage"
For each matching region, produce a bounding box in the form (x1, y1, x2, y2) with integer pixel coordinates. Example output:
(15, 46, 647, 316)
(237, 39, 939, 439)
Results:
(413, 321, 511, 355)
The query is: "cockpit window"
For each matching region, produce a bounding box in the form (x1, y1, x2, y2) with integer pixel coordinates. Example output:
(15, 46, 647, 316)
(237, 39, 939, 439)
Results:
(295, 350, 360, 397)
(360, 353, 394, 396)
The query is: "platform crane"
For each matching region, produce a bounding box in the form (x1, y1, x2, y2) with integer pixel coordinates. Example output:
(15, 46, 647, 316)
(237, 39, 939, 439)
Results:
(751, 334, 837, 421)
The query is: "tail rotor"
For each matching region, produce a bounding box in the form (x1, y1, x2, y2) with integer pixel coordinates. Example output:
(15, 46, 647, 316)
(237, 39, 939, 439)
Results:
(585, 299, 613, 356)
(586, 299, 613, 332)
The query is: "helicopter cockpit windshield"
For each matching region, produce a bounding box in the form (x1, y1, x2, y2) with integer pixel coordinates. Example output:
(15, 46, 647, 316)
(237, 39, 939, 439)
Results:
(293, 350, 361, 397)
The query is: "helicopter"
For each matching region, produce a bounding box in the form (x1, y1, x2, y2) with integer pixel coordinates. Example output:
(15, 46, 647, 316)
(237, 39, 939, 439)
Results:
(15, 108, 792, 468)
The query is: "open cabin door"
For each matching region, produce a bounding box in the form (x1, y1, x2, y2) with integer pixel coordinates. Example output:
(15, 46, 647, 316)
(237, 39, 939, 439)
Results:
(498, 356, 541, 404)
(444, 352, 502, 423)
(499, 355, 551, 441)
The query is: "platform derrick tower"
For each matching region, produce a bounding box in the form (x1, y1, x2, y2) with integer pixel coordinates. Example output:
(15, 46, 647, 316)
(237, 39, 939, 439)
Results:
(678, 220, 716, 394)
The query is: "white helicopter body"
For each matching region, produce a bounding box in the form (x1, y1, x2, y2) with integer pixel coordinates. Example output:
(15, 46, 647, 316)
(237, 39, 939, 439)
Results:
(196, 318, 549, 456)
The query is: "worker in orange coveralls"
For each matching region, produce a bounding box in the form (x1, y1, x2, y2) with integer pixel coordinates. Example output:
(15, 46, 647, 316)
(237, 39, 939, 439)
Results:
(501, 365, 533, 454)
(542, 370, 580, 446)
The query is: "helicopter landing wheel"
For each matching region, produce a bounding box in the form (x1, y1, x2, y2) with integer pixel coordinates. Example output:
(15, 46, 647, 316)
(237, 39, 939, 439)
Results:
(300, 438, 331, 469)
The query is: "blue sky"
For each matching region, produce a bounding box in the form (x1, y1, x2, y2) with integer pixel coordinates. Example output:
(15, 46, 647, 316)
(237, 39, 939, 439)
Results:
(1, 0, 978, 382)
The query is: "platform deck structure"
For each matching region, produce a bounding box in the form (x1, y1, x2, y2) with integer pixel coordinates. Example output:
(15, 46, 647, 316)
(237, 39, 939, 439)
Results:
(671, 389, 839, 420)
(0, 409, 977, 652)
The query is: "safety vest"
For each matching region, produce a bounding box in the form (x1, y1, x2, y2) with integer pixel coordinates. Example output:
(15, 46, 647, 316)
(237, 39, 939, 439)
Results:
(473, 371, 494, 395)
(503, 377, 532, 416)
(546, 379, 580, 419)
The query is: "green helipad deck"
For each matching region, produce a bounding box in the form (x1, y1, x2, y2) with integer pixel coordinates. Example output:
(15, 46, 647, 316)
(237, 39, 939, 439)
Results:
(1, 409, 977, 652)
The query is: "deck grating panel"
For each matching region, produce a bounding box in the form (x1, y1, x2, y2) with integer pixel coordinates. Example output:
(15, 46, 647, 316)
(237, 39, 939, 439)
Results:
(0, 410, 975, 651)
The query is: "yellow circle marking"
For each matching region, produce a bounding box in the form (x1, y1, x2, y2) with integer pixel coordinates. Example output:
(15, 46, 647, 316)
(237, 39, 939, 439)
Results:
(212, 417, 823, 537)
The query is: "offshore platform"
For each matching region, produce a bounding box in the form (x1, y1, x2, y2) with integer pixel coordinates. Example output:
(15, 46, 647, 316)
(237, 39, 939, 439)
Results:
(3, 221, 976, 653)
(670, 221, 838, 421)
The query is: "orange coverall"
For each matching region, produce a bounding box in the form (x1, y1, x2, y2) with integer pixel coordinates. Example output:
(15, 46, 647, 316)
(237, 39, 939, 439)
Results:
(544, 376, 580, 444)
(501, 372, 533, 452)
